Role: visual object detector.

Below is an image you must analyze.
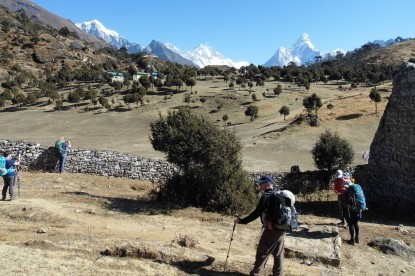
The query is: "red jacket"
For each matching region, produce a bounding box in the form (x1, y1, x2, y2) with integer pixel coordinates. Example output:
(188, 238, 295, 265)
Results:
(334, 178, 345, 195)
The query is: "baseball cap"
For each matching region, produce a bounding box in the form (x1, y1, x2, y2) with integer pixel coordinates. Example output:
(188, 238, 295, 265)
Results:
(254, 175, 276, 185)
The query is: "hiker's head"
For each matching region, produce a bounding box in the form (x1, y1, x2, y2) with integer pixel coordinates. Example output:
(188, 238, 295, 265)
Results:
(60, 137, 64, 142)
(3, 150, 12, 157)
(335, 170, 343, 179)
(255, 175, 275, 190)
(343, 172, 351, 179)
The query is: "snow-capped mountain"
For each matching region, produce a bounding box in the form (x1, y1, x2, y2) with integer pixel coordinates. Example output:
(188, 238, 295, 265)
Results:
(166, 44, 249, 69)
(144, 40, 197, 67)
(75, 19, 143, 53)
(264, 33, 346, 67)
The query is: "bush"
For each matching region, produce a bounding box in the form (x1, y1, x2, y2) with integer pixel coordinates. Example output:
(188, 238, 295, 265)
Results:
(174, 234, 198, 248)
(311, 130, 354, 172)
(150, 107, 256, 214)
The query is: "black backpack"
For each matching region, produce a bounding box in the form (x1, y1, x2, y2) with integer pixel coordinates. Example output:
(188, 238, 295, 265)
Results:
(266, 190, 299, 231)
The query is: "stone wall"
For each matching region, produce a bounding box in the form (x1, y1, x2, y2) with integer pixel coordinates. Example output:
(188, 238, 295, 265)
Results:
(1, 139, 331, 193)
(0, 139, 177, 183)
(367, 62, 415, 213)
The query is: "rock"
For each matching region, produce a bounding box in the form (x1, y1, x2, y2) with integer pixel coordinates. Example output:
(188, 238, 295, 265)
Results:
(37, 228, 48, 234)
(368, 238, 415, 261)
(367, 62, 415, 213)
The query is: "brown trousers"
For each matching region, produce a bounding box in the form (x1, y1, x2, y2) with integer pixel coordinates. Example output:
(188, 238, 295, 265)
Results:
(250, 228, 285, 276)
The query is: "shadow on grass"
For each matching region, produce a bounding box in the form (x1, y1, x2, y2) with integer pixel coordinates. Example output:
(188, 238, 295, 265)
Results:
(0, 106, 27, 112)
(336, 113, 362, 120)
(296, 200, 415, 226)
(296, 200, 339, 219)
(171, 256, 217, 275)
(63, 191, 182, 215)
(198, 267, 246, 276)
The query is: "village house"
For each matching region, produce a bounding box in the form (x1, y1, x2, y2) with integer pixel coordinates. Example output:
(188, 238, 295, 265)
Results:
(106, 72, 124, 83)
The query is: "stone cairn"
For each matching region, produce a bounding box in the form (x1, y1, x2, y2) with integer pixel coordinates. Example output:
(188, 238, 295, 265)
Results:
(367, 62, 415, 213)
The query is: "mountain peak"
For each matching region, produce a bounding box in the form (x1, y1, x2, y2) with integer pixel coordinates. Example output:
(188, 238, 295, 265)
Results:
(264, 33, 344, 67)
(76, 19, 142, 53)
(293, 33, 316, 51)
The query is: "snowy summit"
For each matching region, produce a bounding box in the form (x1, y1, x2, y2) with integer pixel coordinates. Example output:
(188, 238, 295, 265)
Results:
(264, 33, 345, 67)
(76, 19, 143, 53)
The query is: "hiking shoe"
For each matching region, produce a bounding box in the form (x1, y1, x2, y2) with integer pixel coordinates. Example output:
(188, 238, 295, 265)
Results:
(346, 239, 355, 245)
(355, 237, 360, 244)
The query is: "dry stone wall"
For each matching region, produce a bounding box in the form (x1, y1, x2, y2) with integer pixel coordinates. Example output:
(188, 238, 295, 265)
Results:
(0, 139, 177, 183)
(367, 62, 415, 213)
(1, 140, 331, 193)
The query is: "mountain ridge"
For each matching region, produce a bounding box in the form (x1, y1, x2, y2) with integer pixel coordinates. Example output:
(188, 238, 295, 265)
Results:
(0, 0, 107, 48)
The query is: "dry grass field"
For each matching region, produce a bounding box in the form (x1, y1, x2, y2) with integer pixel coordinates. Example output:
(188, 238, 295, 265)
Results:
(0, 78, 390, 172)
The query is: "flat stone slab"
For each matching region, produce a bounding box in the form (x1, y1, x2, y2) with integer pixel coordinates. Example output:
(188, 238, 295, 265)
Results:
(285, 224, 341, 267)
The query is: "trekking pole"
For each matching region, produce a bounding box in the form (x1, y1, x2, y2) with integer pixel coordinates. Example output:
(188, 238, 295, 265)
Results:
(17, 151, 21, 197)
(224, 214, 238, 271)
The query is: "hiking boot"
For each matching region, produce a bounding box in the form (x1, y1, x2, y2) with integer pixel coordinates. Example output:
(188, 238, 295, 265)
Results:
(1, 197, 5, 201)
(355, 237, 360, 244)
(346, 239, 355, 245)
(337, 221, 347, 228)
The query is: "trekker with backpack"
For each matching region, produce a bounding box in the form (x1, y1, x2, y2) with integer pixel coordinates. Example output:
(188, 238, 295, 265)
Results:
(333, 170, 347, 227)
(342, 179, 367, 245)
(234, 175, 285, 276)
(1, 150, 20, 201)
(56, 138, 71, 173)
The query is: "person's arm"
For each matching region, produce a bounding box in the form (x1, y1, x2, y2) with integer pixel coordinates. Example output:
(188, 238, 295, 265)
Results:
(238, 194, 269, 224)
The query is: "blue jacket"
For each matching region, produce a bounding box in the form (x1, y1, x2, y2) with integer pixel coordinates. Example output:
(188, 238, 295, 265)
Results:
(4, 159, 16, 177)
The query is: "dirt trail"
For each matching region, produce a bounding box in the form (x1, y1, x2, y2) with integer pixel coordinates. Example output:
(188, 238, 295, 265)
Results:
(0, 172, 414, 275)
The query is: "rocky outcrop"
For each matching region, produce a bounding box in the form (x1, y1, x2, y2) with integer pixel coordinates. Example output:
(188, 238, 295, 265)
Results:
(367, 62, 415, 213)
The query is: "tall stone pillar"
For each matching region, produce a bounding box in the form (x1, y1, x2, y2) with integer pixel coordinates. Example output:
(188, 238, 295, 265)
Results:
(367, 62, 415, 213)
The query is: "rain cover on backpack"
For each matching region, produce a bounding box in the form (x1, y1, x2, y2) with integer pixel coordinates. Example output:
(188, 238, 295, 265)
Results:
(0, 156, 8, 176)
(348, 184, 367, 212)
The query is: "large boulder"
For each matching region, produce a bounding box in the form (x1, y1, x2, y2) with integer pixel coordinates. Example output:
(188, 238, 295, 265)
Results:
(366, 62, 415, 214)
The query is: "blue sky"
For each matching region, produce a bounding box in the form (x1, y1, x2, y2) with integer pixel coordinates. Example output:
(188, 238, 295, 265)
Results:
(31, 0, 415, 65)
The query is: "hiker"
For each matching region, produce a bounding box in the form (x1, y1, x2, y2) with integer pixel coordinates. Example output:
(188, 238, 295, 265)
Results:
(1, 150, 20, 201)
(56, 137, 71, 173)
(333, 170, 347, 227)
(342, 179, 361, 245)
(234, 175, 285, 276)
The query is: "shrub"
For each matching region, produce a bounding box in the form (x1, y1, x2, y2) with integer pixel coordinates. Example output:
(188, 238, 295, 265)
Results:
(174, 234, 198, 248)
(150, 107, 256, 214)
(311, 130, 354, 172)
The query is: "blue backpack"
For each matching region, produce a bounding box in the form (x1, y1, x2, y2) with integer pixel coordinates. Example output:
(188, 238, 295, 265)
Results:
(0, 156, 14, 176)
(348, 184, 367, 212)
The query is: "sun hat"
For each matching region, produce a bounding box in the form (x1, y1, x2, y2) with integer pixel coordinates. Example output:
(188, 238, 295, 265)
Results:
(335, 170, 343, 179)
(254, 175, 276, 185)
